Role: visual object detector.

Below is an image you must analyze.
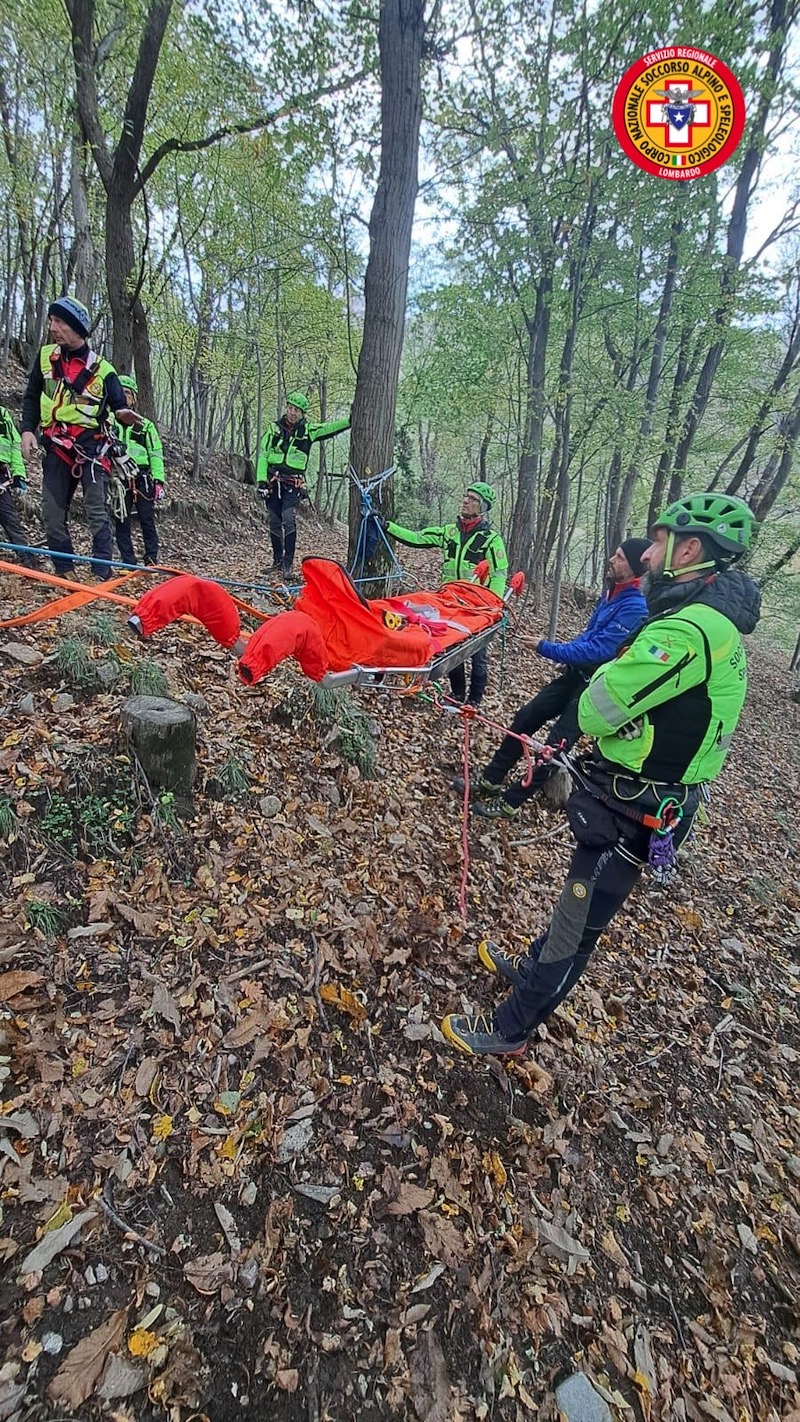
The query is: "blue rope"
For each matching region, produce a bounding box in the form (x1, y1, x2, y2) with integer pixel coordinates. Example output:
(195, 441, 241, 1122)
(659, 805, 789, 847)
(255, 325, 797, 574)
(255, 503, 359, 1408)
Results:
(347, 478, 405, 589)
(0, 538, 403, 598)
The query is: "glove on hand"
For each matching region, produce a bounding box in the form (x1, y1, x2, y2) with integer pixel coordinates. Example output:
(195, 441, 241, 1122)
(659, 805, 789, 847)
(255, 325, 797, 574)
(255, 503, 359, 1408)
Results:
(154, 484, 165, 503)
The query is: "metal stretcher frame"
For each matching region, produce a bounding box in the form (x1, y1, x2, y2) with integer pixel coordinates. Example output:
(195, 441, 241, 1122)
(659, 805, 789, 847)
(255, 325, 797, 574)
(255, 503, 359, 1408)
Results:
(319, 614, 507, 690)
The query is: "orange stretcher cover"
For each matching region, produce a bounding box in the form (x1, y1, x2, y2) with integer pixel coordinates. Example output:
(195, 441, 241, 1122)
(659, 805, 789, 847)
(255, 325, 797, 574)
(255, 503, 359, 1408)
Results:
(295, 558, 505, 673)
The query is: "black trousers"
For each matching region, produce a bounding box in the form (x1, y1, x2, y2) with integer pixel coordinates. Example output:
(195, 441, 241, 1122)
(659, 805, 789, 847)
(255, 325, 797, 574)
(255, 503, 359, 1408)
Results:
(483, 667, 586, 807)
(0, 484, 35, 565)
(267, 483, 302, 570)
(114, 474, 158, 564)
(494, 781, 699, 1041)
(448, 646, 489, 706)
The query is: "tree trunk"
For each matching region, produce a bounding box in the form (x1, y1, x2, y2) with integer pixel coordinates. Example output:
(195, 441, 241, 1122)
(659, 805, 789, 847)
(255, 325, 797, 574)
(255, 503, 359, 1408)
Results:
(347, 0, 426, 566)
(508, 268, 553, 579)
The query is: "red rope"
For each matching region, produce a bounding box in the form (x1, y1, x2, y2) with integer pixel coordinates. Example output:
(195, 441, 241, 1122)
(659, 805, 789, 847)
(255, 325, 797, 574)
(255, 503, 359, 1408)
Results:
(432, 687, 569, 924)
(458, 707, 473, 921)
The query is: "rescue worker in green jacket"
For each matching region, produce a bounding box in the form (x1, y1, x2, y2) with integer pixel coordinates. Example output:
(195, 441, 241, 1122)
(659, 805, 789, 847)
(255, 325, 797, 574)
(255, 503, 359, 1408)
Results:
(441, 493, 761, 1057)
(256, 391, 350, 579)
(0, 405, 37, 568)
(386, 482, 509, 706)
(112, 375, 165, 566)
(20, 296, 140, 580)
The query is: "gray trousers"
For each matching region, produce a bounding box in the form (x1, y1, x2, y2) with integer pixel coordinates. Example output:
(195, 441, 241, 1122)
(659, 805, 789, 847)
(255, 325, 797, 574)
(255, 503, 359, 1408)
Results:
(41, 446, 113, 578)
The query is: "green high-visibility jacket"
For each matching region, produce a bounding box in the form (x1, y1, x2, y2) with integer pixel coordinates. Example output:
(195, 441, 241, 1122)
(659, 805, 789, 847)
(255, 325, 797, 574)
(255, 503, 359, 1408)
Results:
(115, 418, 165, 483)
(578, 602, 749, 784)
(37, 343, 117, 430)
(0, 407, 25, 481)
(256, 415, 349, 486)
(386, 517, 508, 598)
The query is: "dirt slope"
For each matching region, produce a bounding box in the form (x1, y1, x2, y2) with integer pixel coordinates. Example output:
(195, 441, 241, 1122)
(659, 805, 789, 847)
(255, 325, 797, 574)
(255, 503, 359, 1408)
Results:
(0, 367, 799, 1422)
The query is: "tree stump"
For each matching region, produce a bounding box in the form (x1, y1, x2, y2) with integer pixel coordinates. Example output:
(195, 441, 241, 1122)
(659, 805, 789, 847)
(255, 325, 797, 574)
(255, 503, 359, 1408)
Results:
(121, 696, 196, 794)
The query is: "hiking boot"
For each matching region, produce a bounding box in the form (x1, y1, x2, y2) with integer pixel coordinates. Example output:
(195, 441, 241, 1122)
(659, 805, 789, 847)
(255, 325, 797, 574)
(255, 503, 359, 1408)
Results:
(472, 796, 518, 820)
(451, 774, 502, 798)
(441, 1011, 527, 1058)
(477, 939, 528, 988)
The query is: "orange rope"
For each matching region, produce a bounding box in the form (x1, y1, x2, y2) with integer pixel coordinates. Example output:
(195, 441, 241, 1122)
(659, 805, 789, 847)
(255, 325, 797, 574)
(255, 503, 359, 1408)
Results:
(0, 563, 146, 627)
(0, 558, 273, 633)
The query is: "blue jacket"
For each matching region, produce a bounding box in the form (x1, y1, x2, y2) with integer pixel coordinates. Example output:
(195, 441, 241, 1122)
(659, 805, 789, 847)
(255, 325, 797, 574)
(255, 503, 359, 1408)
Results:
(538, 579, 647, 669)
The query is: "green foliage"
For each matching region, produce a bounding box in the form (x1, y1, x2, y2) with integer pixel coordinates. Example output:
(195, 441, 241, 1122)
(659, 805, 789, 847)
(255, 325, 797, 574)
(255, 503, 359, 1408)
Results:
(217, 756, 250, 798)
(75, 792, 137, 857)
(85, 612, 119, 647)
(309, 686, 378, 778)
(155, 791, 179, 830)
(129, 659, 170, 696)
(26, 899, 65, 938)
(0, 797, 18, 842)
(54, 637, 96, 688)
(40, 794, 76, 853)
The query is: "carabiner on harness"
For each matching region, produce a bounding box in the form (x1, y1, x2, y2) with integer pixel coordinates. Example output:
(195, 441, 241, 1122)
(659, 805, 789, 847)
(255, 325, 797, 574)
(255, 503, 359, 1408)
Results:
(648, 796, 684, 885)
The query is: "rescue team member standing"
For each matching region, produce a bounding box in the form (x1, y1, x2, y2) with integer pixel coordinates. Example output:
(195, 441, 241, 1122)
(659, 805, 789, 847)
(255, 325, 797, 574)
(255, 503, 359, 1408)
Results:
(440, 493, 761, 1056)
(466, 537, 650, 819)
(0, 405, 36, 567)
(113, 375, 165, 566)
(385, 483, 509, 707)
(21, 296, 140, 581)
(256, 391, 350, 580)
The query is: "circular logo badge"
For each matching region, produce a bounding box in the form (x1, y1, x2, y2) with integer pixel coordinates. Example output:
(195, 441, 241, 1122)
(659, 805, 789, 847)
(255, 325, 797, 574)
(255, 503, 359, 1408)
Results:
(612, 47, 745, 181)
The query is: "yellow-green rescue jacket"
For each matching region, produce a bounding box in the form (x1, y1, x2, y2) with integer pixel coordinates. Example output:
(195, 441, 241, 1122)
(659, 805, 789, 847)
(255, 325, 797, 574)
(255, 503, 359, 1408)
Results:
(578, 577, 760, 784)
(387, 517, 508, 598)
(38, 344, 116, 430)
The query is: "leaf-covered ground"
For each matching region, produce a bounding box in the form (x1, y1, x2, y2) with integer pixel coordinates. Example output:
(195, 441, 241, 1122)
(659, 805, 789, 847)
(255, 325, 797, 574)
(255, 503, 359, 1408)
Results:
(1, 457, 799, 1422)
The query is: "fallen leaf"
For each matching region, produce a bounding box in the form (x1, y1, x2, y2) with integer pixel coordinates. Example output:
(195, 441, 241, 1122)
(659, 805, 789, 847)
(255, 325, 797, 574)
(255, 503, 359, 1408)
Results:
(150, 980, 181, 1032)
(127, 1329, 160, 1358)
(0, 970, 45, 1000)
(18, 1208, 97, 1278)
(47, 1308, 127, 1408)
(537, 1219, 590, 1261)
(213, 1201, 242, 1253)
(737, 1222, 758, 1254)
(275, 1118, 313, 1163)
(408, 1328, 450, 1422)
(183, 1251, 234, 1296)
(0, 1110, 39, 1140)
(276, 1368, 299, 1392)
(134, 1057, 158, 1097)
(319, 981, 367, 1023)
(294, 1183, 340, 1205)
(386, 1183, 435, 1216)
(97, 1352, 148, 1402)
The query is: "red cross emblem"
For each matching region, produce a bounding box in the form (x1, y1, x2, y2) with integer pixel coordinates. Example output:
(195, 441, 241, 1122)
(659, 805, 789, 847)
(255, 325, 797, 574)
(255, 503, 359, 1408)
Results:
(647, 80, 710, 150)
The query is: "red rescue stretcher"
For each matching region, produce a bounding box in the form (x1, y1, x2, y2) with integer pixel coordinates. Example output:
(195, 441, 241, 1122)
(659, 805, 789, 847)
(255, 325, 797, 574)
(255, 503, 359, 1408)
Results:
(129, 558, 525, 688)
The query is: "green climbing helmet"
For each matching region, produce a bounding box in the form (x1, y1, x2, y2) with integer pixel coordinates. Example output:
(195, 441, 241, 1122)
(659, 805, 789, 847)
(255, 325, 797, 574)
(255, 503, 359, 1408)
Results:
(119, 374, 138, 394)
(653, 492, 755, 559)
(285, 390, 309, 413)
(466, 481, 496, 512)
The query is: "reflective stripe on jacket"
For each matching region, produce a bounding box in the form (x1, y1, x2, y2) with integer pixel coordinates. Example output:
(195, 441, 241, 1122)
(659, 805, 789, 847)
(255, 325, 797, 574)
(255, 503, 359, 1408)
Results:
(578, 603, 747, 783)
(39, 344, 116, 430)
(386, 518, 509, 598)
(255, 415, 350, 485)
(117, 418, 165, 482)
